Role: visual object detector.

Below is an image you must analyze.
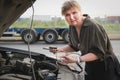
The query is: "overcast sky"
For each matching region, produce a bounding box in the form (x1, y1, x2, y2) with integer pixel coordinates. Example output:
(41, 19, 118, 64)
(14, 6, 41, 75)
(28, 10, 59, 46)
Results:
(21, 0, 120, 18)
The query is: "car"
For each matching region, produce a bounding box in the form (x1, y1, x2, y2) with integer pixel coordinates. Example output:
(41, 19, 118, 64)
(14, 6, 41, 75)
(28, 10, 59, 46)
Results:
(0, 0, 83, 80)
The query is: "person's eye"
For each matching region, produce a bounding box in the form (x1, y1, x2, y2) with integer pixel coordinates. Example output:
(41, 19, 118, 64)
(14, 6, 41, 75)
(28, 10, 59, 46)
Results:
(73, 12, 77, 15)
(65, 14, 70, 17)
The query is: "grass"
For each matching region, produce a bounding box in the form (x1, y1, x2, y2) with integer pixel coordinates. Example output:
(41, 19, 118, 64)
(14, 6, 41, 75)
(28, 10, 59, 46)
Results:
(103, 23, 120, 34)
(12, 19, 120, 34)
(12, 19, 69, 28)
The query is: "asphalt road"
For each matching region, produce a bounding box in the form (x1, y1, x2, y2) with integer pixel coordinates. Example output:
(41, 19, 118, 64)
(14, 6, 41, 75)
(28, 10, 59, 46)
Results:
(0, 40, 120, 61)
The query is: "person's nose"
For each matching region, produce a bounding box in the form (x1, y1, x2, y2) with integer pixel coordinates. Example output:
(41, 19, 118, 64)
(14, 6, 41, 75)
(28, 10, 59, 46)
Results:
(70, 14, 74, 20)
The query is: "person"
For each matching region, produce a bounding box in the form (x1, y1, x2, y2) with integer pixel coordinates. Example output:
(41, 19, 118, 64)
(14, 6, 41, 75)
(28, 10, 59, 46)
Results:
(50, 0, 120, 80)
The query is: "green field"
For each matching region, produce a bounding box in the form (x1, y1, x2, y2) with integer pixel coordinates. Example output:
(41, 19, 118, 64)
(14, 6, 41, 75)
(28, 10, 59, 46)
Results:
(12, 19, 69, 28)
(12, 19, 120, 34)
(103, 23, 120, 34)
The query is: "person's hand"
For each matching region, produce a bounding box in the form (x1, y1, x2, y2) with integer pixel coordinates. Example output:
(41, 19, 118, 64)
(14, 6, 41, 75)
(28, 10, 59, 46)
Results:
(49, 46, 57, 54)
(61, 55, 78, 64)
(49, 47, 63, 54)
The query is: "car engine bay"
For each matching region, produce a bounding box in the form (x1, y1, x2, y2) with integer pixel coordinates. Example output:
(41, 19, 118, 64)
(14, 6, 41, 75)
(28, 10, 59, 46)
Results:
(0, 47, 58, 80)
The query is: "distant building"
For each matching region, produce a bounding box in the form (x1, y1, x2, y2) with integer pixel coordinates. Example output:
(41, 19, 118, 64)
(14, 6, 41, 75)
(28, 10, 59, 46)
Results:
(34, 15, 52, 21)
(51, 16, 62, 20)
(106, 16, 120, 23)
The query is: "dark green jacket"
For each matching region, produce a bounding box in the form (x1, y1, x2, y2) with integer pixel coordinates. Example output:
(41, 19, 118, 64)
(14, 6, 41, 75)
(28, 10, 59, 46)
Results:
(68, 18, 120, 80)
(69, 18, 114, 61)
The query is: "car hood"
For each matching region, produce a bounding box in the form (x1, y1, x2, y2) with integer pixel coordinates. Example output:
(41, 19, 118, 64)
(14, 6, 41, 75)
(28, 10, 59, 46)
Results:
(0, 0, 36, 37)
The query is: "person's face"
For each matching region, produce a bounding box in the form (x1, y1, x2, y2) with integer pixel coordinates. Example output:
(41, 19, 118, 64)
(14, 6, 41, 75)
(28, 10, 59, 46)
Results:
(64, 8, 83, 27)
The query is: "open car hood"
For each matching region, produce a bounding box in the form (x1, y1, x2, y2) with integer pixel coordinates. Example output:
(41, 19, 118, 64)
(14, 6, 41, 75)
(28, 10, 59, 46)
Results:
(0, 0, 36, 37)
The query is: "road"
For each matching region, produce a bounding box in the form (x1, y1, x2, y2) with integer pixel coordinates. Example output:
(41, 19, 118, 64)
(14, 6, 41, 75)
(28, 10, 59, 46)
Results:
(0, 40, 120, 61)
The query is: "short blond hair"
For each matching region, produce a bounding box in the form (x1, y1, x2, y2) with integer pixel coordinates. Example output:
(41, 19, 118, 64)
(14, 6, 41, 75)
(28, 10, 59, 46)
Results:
(61, 0, 81, 15)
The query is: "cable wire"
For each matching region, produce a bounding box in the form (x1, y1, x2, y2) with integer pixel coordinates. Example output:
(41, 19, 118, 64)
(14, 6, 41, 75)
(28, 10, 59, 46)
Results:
(27, 0, 36, 80)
